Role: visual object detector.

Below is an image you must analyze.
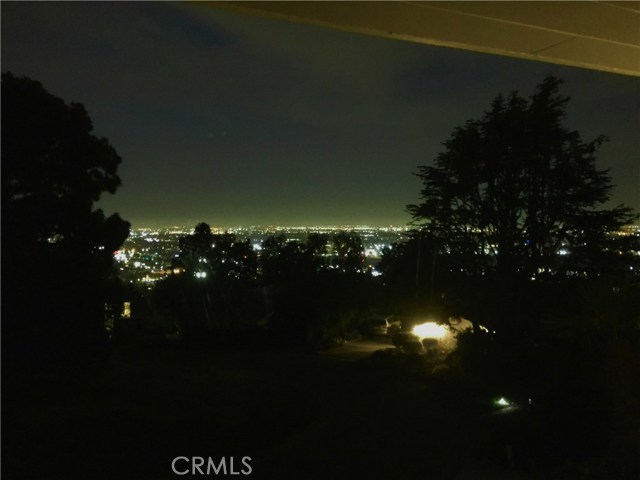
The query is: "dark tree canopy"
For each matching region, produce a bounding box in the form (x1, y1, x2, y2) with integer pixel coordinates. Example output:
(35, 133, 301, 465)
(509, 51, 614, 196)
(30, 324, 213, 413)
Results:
(177, 222, 215, 272)
(2, 72, 130, 358)
(332, 230, 366, 273)
(260, 233, 335, 282)
(260, 234, 309, 283)
(408, 75, 635, 281)
(176, 222, 258, 282)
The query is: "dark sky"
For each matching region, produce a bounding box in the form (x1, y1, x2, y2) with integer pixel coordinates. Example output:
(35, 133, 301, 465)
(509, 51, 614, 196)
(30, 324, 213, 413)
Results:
(2, 2, 639, 228)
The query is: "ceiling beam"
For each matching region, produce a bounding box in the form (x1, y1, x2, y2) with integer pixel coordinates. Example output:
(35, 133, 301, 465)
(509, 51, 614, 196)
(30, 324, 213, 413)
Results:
(204, 1, 640, 77)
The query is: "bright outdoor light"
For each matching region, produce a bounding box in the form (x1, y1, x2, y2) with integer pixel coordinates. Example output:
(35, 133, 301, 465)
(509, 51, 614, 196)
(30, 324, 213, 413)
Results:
(412, 322, 447, 340)
(494, 397, 511, 407)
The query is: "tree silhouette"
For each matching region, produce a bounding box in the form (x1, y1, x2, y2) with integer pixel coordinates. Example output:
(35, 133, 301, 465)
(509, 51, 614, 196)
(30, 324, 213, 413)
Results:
(260, 234, 317, 283)
(331, 231, 366, 273)
(209, 232, 257, 283)
(305, 233, 330, 272)
(408, 75, 635, 282)
(378, 232, 438, 304)
(177, 222, 215, 273)
(176, 223, 257, 282)
(162, 223, 259, 341)
(2, 72, 130, 361)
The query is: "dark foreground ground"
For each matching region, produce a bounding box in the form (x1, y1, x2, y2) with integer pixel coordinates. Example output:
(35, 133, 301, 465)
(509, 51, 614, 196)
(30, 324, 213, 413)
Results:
(3, 338, 636, 480)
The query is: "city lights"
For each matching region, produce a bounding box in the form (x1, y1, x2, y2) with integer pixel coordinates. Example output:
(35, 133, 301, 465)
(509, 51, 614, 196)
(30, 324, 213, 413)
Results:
(115, 225, 408, 284)
(114, 224, 639, 285)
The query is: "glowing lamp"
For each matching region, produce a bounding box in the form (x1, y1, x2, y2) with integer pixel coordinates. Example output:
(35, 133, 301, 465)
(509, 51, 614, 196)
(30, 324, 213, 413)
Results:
(412, 322, 447, 340)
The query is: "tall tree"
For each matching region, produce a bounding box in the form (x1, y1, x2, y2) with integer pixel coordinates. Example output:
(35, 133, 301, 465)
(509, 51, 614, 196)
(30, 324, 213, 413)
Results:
(260, 234, 311, 283)
(162, 224, 259, 340)
(305, 233, 330, 272)
(177, 222, 215, 273)
(408, 75, 635, 281)
(2, 73, 130, 358)
(332, 231, 366, 273)
(176, 223, 258, 281)
(209, 231, 257, 282)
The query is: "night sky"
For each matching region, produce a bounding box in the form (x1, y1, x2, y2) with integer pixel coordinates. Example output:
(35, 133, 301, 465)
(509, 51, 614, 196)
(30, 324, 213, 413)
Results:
(2, 2, 639, 228)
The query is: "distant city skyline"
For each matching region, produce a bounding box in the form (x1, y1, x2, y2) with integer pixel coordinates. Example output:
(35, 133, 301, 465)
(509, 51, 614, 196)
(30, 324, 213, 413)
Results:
(3, 2, 639, 228)
(130, 222, 414, 230)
